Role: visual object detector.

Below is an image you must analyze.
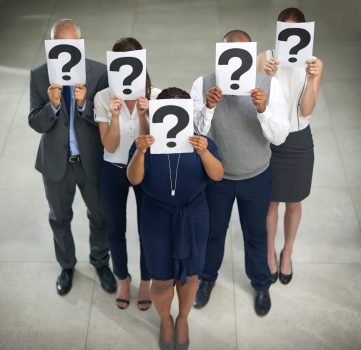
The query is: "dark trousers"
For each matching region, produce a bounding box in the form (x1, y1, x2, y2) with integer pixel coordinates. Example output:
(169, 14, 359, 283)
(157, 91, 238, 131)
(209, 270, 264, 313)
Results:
(43, 162, 109, 270)
(202, 167, 272, 291)
(100, 160, 150, 280)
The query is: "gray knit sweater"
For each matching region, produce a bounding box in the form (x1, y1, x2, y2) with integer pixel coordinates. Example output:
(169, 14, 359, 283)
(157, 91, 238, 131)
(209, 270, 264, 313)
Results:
(203, 72, 272, 180)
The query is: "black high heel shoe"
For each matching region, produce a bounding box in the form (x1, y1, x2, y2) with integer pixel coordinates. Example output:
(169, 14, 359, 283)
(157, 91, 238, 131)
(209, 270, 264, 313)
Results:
(270, 253, 278, 284)
(279, 251, 293, 285)
(159, 315, 175, 350)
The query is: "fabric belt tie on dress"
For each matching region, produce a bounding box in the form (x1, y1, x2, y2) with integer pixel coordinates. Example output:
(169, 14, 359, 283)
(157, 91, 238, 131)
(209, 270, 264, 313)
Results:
(150, 193, 204, 285)
(171, 203, 199, 285)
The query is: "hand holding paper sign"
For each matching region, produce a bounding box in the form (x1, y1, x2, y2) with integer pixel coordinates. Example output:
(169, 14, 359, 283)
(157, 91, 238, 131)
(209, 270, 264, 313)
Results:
(47, 84, 62, 109)
(136, 97, 149, 117)
(109, 96, 122, 117)
(74, 84, 87, 108)
(137, 96, 150, 135)
(135, 135, 155, 153)
(250, 88, 267, 113)
(206, 86, 222, 109)
(299, 57, 324, 116)
(305, 57, 323, 79)
(263, 58, 280, 77)
(189, 135, 208, 155)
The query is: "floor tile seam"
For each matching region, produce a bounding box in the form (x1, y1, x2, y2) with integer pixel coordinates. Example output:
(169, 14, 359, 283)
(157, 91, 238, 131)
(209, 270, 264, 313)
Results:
(310, 185, 351, 190)
(314, 83, 361, 234)
(330, 117, 361, 236)
(227, 222, 239, 350)
(313, 125, 361, 133)
(0, 82, 28, 158)
(329, 126, 361, 132)
(84, 279, 95, 350)
(0, 0, 59, 159)
(322, 77, 361, 82)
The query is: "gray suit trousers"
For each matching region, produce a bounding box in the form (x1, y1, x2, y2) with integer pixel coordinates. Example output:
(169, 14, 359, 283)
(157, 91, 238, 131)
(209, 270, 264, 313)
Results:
(43, 161, 109, 269)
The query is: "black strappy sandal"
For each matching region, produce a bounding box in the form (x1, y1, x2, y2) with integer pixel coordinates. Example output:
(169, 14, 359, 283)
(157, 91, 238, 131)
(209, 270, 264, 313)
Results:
(137, 299, 152, 311)
(115, 274, 131, 309)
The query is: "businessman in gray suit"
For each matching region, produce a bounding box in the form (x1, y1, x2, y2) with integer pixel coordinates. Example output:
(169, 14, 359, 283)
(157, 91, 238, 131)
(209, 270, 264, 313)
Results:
(28, 19, 116, 295)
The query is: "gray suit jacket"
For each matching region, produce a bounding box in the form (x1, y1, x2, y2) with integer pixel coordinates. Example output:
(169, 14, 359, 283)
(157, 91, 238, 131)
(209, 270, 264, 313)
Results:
(28, 59, 108, 183)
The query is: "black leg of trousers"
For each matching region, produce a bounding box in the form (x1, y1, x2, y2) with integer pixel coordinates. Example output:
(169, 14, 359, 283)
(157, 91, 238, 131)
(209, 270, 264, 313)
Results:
(133, 185, 151, 281)
(201, 179, 235, 282)
(100, 162, 130, 279)
(235, 168, 272, 291)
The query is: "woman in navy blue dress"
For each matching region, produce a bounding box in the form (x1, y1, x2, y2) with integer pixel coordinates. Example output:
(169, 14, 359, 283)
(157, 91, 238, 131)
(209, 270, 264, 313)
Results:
(127, 87, 223, 350)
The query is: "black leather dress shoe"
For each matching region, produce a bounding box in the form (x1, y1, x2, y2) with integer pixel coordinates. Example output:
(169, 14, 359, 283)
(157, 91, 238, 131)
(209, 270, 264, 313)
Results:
(193, 280, 215, 309)
(279, 251, 293, 285)
(96, 266, 116, 293)
(254, 289, 271, 317)
(56, 268, 74, 296)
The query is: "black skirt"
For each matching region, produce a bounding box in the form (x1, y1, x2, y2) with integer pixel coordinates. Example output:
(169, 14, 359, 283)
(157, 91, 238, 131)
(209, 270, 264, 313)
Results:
(270, 125, 314, 202)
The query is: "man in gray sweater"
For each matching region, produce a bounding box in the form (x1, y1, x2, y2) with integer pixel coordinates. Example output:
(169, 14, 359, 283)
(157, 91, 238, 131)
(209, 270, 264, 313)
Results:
(191, 30, 289, 316)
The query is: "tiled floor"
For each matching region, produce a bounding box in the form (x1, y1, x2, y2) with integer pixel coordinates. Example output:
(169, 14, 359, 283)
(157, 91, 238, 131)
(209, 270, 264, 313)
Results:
(0, 0, 360, 349)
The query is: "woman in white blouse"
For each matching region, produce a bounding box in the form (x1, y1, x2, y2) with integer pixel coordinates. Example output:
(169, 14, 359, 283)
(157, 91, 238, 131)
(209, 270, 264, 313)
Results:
(94, 37, 160, 310)
(257, 8, 324, 285)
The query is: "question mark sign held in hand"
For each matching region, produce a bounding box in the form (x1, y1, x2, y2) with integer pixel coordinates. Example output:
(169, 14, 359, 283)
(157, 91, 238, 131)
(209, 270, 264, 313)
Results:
(278, 28, 311, 63)
(152, 105, 190, 148)
(109, 57, 143, 95)
(48, 44, 82, 81)
(218, 48, 253, 90)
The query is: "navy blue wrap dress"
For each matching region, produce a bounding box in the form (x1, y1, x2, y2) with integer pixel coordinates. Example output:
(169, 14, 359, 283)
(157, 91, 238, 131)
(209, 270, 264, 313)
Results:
(128, 138, 220, 284)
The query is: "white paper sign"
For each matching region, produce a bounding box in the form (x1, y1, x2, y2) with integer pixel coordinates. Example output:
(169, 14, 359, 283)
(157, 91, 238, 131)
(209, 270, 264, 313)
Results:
(216, 42, 256, 95)
(275, 21, 314, 67)
(107, 49, 146, 100)
(150, 99, 194, 154)
(45, 39, 86, 85)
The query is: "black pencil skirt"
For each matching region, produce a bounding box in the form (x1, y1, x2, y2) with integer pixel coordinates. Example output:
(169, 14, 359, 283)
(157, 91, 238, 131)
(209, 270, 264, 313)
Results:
(270, 125, 314, 202)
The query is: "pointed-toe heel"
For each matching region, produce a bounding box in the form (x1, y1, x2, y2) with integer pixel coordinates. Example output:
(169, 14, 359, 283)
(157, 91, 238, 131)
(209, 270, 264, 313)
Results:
(279, 251, 293, 285)
(270, 271, 278, 284)
(270, 252, 278, 284)
(159, 316, 174, 350)
(175, 340, 189, 350)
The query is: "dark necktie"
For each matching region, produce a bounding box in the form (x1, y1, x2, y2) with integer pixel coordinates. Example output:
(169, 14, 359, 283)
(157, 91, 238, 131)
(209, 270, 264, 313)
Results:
(62, 86, 72, 155)
(62, 85, 71, 116)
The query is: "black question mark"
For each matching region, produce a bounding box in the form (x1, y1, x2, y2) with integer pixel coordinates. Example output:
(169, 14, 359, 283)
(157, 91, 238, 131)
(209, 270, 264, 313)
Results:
(152, 105, 190, 148)
(278, 28, 311, 63)
(48, 44, 82, 81)
(109, 57, 143, 95)
(218, 48, 253, 90)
